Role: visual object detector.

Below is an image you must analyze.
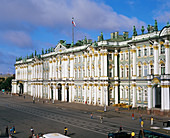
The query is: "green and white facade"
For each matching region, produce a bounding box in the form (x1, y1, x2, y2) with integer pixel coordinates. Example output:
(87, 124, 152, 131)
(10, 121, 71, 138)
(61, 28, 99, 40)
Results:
(12, 23, 170, 111)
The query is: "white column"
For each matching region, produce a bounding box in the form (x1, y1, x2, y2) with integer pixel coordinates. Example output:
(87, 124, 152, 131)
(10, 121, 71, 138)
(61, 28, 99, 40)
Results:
(104, 52, 108, 77)
(69, 84, 72, 102)
(62, 84, 65, 101)
(101, 53, 104, 77)
(89, 54, 92, 77)
(94, 84, 97, 105)
(165, 87, 170, 110)
(100, 85, 103, 105)
(114, 51, 118, 78)
(15, 67, 18, 79)
(161, 86, 165, 110)
(84, 84, 87, 104)
(48, 85, 50, 99)
(84, 54, 87, 78)
(153, 41, 159, 76)
(70, 55, 74, 78)
(132, 83, 137, 107)
(94, 53, 98, 77)
(115, 83, 119, 104)
(104, 84, 108, 106)
(165, 40, 170, 74)
(89, 84, 92, 104)
(148, 85, 152, 109)
(56, 87, 58, 100)
(132, 46, 136, 78)
(72, 84, 75, 102)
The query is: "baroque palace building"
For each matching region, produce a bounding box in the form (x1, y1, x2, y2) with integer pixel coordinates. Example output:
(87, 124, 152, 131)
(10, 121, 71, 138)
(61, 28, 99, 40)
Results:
(12, 21, 170, 111)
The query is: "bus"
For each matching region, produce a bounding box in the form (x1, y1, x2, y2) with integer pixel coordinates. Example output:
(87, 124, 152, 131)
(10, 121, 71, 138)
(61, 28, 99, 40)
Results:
(139, 127, 170, 138)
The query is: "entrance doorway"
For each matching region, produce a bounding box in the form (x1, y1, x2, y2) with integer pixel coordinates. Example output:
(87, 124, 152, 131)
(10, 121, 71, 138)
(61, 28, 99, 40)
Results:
(155, 86, 161, 108)
(19, 83, 23, 94)
(66, 85, 69, 102)
(58, 84, 62, 101)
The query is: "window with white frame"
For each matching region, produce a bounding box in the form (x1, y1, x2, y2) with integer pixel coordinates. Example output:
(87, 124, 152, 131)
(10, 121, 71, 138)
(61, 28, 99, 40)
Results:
(150, 47, 153, 55)
(161, 44, 165, 54)
(144, 48, 147, 56)
(120, 88, 124, 99)
(138, 65, 142, 77)
(79, 69, 81, 78)
(161, 63, 165, 75)
(126, 66, 129, 78)
(144, 89, 147, 101)
(125, 52, 128, 60)
(137, 89, 142, 101)
(125, 88, 129, 99)
(120, 53, 124, 60)
(144, 65, 148, 76)
(138, 49, 141, 57)
(109, 54, 112, 60)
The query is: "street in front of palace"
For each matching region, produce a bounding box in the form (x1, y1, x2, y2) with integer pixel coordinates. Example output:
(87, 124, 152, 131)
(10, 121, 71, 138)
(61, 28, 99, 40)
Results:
(0, 92, 169, 138)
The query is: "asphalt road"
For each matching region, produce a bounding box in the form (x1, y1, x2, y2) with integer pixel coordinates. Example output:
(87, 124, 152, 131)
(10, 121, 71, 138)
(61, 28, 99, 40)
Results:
(0, 93, 166, 138)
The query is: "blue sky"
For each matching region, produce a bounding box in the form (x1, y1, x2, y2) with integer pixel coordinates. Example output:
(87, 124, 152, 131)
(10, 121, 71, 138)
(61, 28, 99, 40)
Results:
(0, 0, 170, 74)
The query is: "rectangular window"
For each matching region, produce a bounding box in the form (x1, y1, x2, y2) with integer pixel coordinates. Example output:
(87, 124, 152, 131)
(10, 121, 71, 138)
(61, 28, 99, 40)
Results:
(121, 53, 124, 60)
(139, 66, 142, 77)
(126, 67, 129, 77)
(144, 48, 147, 56)
(151, 65, 154, 75)
(150, 48, 153, 55)
(161, 45, 165, 54)
(138, 49, 141, 57)
(125, 52, 129, 60)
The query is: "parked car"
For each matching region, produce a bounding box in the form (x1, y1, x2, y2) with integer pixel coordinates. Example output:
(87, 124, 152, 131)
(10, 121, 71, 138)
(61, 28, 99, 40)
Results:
(107, 132, 131, 138)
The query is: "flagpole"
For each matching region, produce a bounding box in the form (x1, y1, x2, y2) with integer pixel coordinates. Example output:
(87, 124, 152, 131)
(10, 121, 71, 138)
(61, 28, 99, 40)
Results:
(72, 17, 74, 45)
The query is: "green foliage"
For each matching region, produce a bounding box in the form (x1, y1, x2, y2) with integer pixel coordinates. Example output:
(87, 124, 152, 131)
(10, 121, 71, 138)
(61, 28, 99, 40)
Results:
(45, 49, 47, 54)
(0, 76, 14, 91)
(42, 48, 44, 55)
(154, 20, 158, 31)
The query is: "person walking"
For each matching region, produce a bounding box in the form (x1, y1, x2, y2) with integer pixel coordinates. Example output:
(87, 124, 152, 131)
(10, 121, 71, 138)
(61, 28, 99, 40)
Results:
(139, 114, 142, 124)
(30, 126, 34, 136)
(12, 125, 15, 134)
(141, 120, 144, 128)
(119, 126, 123, 132)
(132, 113, 134, 120)
(90, 113, 93, 119)
(131, 131, 135, 138)
(151, 116, 154, 125)
(9, 127, 13, 136)
(64, 127, 68, 136)
(100, 115, 103, 123)
(5, 126, 8, 136)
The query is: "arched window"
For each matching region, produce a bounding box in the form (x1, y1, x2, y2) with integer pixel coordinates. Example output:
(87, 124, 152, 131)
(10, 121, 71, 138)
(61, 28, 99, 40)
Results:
(144, 89, 147, 101)
(161, 63, 165, 75)
(126, 67, 129, 77)
(144, 65, 148, 76)
(137, 89, 142, 101)
(139, 66, 142, 77)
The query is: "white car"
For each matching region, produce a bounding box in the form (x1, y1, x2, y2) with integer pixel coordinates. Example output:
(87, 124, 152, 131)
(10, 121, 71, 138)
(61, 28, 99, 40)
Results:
(40, 133, 70, 138)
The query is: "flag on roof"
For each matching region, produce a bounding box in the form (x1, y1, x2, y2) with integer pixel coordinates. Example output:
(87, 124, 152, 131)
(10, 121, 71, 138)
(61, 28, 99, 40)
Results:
(72, 17, 76, 27)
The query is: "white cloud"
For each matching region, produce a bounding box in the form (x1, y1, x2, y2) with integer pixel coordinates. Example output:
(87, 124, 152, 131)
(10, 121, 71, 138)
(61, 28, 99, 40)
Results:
(0, 0, 146, 32)
(2, 31, 33, 48)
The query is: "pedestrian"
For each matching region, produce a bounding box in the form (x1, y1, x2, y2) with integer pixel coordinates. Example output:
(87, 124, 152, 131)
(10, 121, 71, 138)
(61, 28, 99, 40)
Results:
(100, 115, 103, 123)
(119, 126, 123, 132)
(90, 113, 93, 119)
(5, 126, 8, 136)
(24, 95, 25, 99)
(64, 127, 68, 136)
(9, 127, 13, 135)
(30, 126, 34, 136)
(33, 97, 35, 104)
(151, 116, 154, 125)
(139, 114, 142, 124)
(141, 120, 144, 128)
(12, 125, 15, 133)
(131, 131, 135, 138)
(132, 113, 134, 120)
